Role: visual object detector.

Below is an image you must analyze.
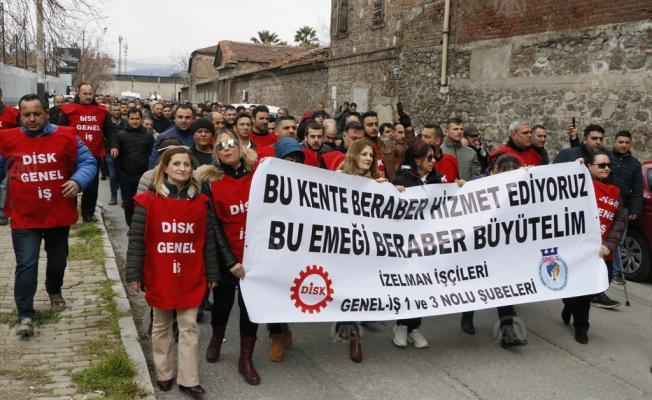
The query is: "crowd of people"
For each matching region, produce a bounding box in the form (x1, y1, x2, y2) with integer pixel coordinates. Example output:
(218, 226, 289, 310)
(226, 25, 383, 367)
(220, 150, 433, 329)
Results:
(0, 82, 644, 398)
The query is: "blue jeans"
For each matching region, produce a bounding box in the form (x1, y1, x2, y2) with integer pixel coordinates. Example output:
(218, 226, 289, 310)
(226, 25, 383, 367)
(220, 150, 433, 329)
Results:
(12, 226, 70, 320)
(612, 208, 629, 278)
(106, 155, 120, 198)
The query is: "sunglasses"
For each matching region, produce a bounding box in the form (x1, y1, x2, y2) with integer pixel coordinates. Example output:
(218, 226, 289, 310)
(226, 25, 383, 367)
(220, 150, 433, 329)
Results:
(592, 162, 611, 169)
(216, 139, 237, 151)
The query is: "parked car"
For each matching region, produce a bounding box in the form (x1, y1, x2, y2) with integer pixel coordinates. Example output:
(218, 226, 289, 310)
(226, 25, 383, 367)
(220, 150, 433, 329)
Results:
(622, 160, 652, 281)
(230, 103, 280, 120)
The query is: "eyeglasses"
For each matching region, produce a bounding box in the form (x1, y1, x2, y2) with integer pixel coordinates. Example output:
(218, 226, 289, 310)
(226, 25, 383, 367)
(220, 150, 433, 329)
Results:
(592, 162, 611, 169)
(216, 139, 237, 151)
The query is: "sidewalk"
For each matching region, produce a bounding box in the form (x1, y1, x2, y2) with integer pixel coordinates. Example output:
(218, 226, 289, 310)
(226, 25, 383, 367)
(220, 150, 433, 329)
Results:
(0, 214, 153, 400)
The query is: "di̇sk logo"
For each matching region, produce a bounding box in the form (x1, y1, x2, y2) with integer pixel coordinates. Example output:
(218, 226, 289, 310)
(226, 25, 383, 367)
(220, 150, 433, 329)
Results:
(290, 265, 334, 314)
(538, 247, 568, 291)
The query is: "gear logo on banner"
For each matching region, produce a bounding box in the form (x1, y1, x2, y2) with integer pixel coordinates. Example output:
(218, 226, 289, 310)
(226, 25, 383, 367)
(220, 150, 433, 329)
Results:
(538, 247, 568, 291)
(290, 265, 334, 314)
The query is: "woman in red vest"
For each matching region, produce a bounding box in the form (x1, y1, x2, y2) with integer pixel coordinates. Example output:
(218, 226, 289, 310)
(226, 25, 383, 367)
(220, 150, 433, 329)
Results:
(195, 131, 262, 385)
(126, 147, 222, 398)
(562, 150, 625, 344)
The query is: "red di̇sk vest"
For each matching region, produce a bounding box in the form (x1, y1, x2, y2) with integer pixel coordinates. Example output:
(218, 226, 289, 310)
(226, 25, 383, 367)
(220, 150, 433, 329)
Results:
(0, 127, 78, 229)
(134, 191, 208, 310)
(250, 131, 278, 147)
(62, 104, 107, 157)
(210, 173, 253, 263)
(490, 145, 542, 167)
(593, 180, 620, 261)
(433, 153, 459, 183)
(0, 107, 20, 130)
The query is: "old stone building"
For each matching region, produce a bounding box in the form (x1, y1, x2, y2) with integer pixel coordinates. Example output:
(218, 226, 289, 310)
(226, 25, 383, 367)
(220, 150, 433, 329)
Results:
(188, 45, 219, 104)
(327, 0, 652, 158)
(219, 0, 651, 159)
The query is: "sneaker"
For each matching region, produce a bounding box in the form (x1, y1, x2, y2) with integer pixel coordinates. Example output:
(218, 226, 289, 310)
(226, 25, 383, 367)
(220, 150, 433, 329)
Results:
(49, 293, 66, 312)
(108, 197, 118, 205)
(407, 329, 429, 348)
(591, 293, 621, 309)
(612, 276, 625, 285)
(392, 325, 408, 347)
(500, 324, 527, 348)
(16, 318, 34, 338)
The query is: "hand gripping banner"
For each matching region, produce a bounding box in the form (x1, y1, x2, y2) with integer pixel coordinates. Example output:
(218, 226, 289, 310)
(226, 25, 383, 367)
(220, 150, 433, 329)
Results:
(241, 159, 607, 323)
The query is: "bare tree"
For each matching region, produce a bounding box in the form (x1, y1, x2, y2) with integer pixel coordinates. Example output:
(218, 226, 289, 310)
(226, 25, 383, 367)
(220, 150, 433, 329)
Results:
(169, 49, 190, 84)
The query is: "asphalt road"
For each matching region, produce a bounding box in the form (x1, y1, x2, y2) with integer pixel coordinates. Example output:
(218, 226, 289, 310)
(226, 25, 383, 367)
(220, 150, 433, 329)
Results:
(98, 181, 652, 400)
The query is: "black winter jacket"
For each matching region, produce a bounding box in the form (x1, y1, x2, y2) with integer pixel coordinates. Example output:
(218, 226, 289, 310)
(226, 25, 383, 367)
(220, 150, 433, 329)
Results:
(392, 166, 443, 187)
(111, 125, 155, 177)
(609, 151, 643, 216)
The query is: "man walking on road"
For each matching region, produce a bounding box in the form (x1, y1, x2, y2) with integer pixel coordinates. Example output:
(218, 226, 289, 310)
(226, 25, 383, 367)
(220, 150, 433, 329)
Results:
(61, 82, 115, 222)
(0, 94, 96, 338)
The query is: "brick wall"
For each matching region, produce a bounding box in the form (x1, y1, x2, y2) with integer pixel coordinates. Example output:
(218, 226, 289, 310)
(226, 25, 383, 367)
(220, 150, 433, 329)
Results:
(454, 0, 652, 43)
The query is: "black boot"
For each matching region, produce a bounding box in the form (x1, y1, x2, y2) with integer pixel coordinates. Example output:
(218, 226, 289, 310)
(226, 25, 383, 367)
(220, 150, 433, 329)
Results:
(239, 337, 260, 385)
(561, 305, 571, 325)
(574, 327, 589, 344)
(461, 312, 475, 335)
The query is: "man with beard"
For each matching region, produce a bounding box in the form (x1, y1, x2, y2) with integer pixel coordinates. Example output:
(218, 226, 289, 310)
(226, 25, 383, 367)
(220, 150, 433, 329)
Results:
(553, 124, 605, 164)
(323, 119, 339, 147)
(223, 105, 237, 131)
(211, 111, 225, 133)
(148, 104, 195, 168)
(151, 102, 173, 133)
(250, 105, 277, 147)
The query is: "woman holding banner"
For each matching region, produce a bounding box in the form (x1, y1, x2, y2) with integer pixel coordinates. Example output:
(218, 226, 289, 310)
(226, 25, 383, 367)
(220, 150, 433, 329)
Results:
(390, 141, 443, 348)
(126, 147, 223, 397)
(337, 139, 403, 362)
(459, 153, 528, 348)
(562, 151, 625, 344)
(196, 131, 262, 385)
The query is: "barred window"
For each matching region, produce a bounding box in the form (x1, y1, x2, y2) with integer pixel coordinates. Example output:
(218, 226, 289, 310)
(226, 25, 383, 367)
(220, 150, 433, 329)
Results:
(372, 0, 385, 27)
(337, 0, 349, 34)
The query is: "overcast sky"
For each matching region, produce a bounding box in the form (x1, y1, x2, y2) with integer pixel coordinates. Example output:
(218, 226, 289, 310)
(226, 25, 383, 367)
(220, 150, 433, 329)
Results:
(93, 0, 332, 68)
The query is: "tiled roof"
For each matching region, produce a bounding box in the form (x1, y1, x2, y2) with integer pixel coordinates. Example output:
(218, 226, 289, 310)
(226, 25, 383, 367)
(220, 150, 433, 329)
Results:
(217, 40, 309, 65)
(191, 45, 218, 56)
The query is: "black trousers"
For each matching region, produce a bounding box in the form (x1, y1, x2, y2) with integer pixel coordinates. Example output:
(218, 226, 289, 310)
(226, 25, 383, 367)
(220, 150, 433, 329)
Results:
(118, 174, 140, 226)
(397, 318, 421, 331)
(462, 305, 516, 324)
(81, 157, 100, 218)
(562, 295, 592, 330)
(211, 285, 257, 338)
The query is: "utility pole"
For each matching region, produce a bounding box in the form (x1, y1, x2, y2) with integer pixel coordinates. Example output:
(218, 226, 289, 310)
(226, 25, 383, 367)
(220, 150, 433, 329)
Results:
(1, 2, 5, 64)
(123, 42, 128, 73)
(118, 35, 122, 74)
(36, 0, 46, 99)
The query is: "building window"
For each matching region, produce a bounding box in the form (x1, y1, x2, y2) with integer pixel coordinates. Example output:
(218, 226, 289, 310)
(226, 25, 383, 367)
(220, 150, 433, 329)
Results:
(372, 0, 384, 27)
(337, 0, 348, 35)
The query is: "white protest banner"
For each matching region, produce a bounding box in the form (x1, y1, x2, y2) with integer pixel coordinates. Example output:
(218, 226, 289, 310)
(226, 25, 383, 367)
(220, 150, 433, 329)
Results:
(241, 159, 608, 323)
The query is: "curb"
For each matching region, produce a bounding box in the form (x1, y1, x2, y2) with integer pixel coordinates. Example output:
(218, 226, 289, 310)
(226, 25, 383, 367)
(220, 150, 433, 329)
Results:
(95, 208, 156, 400)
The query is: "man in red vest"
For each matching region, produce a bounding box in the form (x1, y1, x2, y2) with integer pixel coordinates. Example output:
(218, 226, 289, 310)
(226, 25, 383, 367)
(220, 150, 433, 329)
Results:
(421, 124, 459, 183)
(0, 94, 96, 338)
(250, 105, 278, 147)
(61, 82, 115, 222)
(0, 87, 21, 225)
(488, 121, 542, 167)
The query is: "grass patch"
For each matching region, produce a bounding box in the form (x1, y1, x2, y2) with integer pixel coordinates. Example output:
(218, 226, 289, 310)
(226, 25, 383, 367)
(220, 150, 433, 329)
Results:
(0, 312, 15, 325)
(82, 337, 122, 359)
(35, 309, 62, 326)
(69, 222, 104, 264)
(73, 350, 144, 400)
(0, 310, 60, 326)
(0, 367, 53, 384)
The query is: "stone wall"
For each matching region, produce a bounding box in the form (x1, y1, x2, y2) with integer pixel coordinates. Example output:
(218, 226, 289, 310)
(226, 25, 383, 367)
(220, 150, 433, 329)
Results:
(230, 65, 329, 116)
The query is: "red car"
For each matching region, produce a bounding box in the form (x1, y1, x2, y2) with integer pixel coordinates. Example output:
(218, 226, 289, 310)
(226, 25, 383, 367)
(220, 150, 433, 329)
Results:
(623, 160, 652, 281)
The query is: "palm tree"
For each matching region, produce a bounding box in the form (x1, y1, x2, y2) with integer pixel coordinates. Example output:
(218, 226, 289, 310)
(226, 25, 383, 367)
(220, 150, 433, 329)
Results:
(294, 26, 319, 49)
(250, 30, 286, 45)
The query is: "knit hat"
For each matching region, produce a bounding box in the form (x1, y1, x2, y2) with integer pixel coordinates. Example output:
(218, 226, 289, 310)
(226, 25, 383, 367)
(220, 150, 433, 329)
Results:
(190, 118, 215, 135)
(274, 137, 305, 163)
